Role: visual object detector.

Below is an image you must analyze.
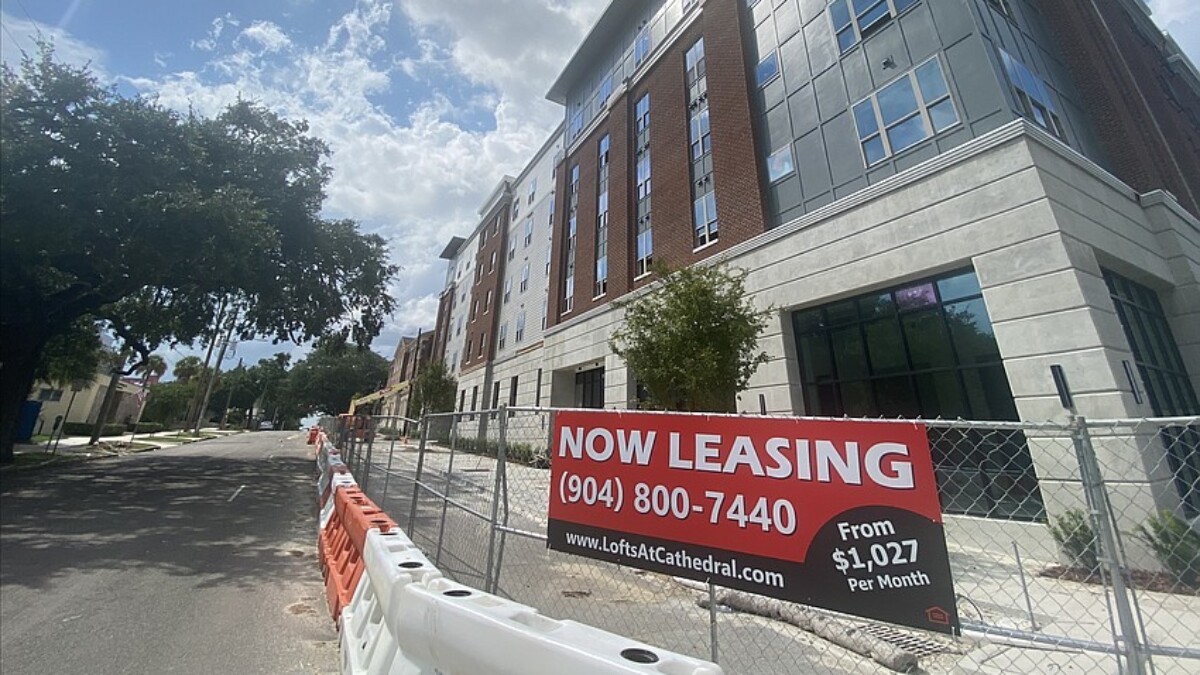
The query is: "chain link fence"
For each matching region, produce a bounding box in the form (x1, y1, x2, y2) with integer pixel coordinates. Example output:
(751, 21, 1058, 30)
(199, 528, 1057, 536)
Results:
(329, 410, 1199, 674)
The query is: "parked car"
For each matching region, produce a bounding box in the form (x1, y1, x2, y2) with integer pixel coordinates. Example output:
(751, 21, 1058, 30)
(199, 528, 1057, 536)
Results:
(258, 420, 275, 430)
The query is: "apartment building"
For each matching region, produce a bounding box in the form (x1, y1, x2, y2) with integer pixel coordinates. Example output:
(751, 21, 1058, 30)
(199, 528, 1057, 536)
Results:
(528, 0, 1199, 540)
(423, 0, 1197, 547)
(380, 332, 434, 422)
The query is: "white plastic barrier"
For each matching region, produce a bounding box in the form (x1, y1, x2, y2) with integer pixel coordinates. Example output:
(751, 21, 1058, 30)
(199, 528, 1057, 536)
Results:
(340, 529, 442, 675)
(320, 474, 358, 530)
(340, 530, 724, 675)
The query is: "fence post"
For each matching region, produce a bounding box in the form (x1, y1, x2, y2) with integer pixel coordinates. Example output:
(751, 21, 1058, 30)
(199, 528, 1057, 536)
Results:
(407, 413, 435, 540)
(381, 419, 399, 509)
(1073, 415, 1149, 675)
(362, 416, 375, 494)
(485, 405, 509, 594)
(434, 414, 460, 568)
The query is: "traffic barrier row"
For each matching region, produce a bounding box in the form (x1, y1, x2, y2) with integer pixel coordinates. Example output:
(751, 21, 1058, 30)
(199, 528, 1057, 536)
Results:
(308, 426, 724, 674)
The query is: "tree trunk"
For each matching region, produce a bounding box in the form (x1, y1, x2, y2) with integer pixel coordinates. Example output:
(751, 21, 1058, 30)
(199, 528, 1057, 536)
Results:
(0, 328, 52, 463)
(89, 369, 124, 445)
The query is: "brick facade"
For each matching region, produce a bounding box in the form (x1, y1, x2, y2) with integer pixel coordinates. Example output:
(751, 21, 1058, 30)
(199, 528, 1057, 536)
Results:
(462, 201, 511, 372)
(547, 2, 767, 327)
(1041, 0, 1200, 217)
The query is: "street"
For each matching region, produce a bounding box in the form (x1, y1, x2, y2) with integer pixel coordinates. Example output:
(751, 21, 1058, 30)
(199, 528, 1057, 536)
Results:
(0, 432, 339, 675)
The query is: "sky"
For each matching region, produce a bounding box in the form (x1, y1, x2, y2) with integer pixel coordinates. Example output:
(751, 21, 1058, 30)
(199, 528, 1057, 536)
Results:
(2, 0, 1197, 379)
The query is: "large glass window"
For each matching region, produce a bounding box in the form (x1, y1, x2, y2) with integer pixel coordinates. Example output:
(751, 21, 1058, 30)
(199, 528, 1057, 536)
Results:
(596, 134, 610, 297)
(829, 0, 919, 53)
(793, 269, 1045, 520)
(853, 57, 958, 166)
(575, 367, 605, 408)
(1104, 270, 1198, 417)
(999, 48, 1065, 140)
(635, 94, 653, 277)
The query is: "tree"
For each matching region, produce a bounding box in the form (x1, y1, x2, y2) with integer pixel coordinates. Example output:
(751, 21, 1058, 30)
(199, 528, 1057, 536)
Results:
(141, 381, 196, 428)
(610, 264, 771, 413)
(172, 357, 204, 385)
(407, 361, 458, 417)
(285, 337, 388, 416)
(0, 47, 398, 461)
(34, 318, 104, 386)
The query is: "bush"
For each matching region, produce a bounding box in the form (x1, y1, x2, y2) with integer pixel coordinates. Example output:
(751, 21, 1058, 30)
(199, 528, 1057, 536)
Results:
(131, 422, 164, 434)
(1136, 510, 1200, 587)
(62, 422, 126, 437)
(1049, 508, 1100, 574)
(453, 436, 549, 468)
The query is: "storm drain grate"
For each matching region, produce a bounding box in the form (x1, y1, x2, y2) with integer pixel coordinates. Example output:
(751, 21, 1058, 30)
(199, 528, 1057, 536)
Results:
(855, 623, 957, 658)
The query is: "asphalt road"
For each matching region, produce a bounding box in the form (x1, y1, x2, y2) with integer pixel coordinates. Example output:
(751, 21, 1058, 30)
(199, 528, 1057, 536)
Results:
(0, 432, 339, 675)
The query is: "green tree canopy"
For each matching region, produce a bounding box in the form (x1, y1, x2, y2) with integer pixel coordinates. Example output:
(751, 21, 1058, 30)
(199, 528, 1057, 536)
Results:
(610, 264, 771, 413)
(285, 337, 388, 416)
(0, 47, 398, 461)
(407, 360, 458, 417)
(172, 357, 204, 385)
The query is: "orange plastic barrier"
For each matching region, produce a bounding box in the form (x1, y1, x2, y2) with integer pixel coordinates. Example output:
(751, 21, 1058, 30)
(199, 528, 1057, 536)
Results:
(307, 427, 320, 445)
(319, 486, 397, 622)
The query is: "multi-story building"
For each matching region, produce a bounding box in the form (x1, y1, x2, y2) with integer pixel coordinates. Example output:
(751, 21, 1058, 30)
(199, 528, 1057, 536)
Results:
(527, 0, 1198, 543)
(381, 332, 434, 424)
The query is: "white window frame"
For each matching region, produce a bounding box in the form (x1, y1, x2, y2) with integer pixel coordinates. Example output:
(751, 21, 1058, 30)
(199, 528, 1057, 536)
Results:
(851, 55, 959, 167)
(829, 0, 919, 54)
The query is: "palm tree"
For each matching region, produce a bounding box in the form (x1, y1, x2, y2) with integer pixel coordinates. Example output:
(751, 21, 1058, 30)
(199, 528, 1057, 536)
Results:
(172, 356, 203, 384)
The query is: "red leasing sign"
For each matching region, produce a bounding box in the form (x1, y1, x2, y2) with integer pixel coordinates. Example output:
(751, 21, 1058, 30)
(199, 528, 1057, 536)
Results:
(546, 410, 959, 635)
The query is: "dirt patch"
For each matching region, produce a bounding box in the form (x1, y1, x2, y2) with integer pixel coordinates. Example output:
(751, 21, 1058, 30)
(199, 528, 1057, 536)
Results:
(287, 602, 318, 616)
(1038, 564, 1200, 595)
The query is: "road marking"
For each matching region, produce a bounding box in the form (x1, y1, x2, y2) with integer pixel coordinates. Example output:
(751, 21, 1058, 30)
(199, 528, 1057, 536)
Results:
(228, 485, 247, 502)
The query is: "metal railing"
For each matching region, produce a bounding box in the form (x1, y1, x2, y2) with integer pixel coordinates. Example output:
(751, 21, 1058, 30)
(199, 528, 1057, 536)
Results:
(332, 410, 1200, 674)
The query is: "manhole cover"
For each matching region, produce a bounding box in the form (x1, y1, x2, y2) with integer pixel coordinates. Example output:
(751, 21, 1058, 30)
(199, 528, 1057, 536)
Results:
(855, 623, 956, 658)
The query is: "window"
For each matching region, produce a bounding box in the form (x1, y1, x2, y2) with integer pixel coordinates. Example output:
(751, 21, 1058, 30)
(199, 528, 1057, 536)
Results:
(829, 0, 919, 54)
(471, 386, 478, 412)
(459, 389, 466, 412)
(852, 57, 958, 166)
(521, 264, 530, 293)
(516, 312, 526, 342)
(512, 200, 519, 220)
(634, 26, 650, 66)
(489, 250, 497, 272)
(508, 237, 516, 261)
(541, 298, 548, 330)
(793, 268, 1045, 521)
(509, 376, 519, 407)
(528, 178, 537, 204)
(536, 368, 543, 405)
(465, 337, 472, 358)
(547, 194, 555, 228)
(689, 108, 711, 160)
(498, 322, 508, 349)
(456, 315, 463, 335)
(524, 216, 533, 246)
(570, 110, 584, 139)
(484, 290, 492, 313)
(999, 48, 1065, 139)
(470, 299, 478, 321)
(575, 367, 605, 408)
(635, 94, 653, 278)
(693, 189, 718, 248)
(985, 0, 1011, 17)
(757, 51, 780, 86)
(598, 74, 614, 106)
(38, 388, 64, 402)
(596, 134, 610, 298)
(766, 145, 795, 182)
(477, 335, 485, 356)
(492, 381, 501, 415)
(504, 278, 511, 303)
(1104, 270, 1198, 417)
(564, 163, 580, 314)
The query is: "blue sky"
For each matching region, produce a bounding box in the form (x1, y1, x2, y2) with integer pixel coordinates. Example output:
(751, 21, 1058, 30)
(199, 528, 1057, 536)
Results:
(2, 0, 1197, 380)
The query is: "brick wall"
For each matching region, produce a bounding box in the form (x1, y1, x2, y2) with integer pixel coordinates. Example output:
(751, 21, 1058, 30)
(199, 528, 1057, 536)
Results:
(431, 288, 454, 364)
(1041, 0, 1200, 217)
(547, 1, 767, 327)
(463, 202, 510, 372)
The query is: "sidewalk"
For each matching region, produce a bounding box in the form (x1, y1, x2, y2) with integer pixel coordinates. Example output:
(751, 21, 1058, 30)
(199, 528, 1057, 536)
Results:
(7, 428, 247, 472)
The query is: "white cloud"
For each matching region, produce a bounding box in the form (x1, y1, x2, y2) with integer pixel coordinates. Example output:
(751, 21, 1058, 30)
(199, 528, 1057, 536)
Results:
(120, 0, 604, 356)
(237, 21, 292, 54)
(0, 11, 107, 73)
(1148, 0, 1198, 26)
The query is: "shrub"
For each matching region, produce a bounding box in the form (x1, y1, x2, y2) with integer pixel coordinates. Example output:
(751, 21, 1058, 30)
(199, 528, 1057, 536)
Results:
(62, 422, 126, 437)
(1049, 508, 1101, 574)
(131, 422, 163, 434)
(1136, 510, 1200, 587)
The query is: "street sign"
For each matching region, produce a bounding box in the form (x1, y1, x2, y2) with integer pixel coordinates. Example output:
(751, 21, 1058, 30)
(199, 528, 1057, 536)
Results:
(547, 410, 959, 635)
